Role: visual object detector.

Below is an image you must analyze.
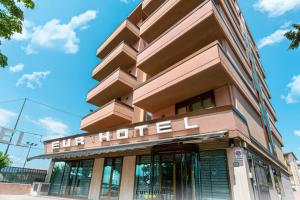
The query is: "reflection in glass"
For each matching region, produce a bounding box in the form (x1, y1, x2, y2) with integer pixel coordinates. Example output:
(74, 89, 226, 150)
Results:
(100, 157, 123, 200)
(175, 91, 215, 115)
(73, 160, 94, 197)
(49, 160, 94, 198)
(49, 162, 65, 195)
(134, 150, 230, 200)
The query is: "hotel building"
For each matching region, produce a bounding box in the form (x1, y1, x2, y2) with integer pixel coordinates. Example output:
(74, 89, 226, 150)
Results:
(30, 0, 295, 199)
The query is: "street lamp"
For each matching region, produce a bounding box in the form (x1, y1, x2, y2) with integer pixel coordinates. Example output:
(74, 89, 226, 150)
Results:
(23, 142, 37, 168)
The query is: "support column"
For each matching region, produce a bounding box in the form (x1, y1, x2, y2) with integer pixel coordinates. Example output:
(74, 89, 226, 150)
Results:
(119, 156, 136, 200)
(227, 148, 255, 200)
(88, 158, 104, 200)
(45, 160, 55, 183)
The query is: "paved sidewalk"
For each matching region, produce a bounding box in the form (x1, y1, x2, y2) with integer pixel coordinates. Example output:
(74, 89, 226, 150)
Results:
(0, 195, 83, 200)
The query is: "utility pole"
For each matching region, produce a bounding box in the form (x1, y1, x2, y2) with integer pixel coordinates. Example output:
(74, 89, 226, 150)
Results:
(23, 142, 37, 168)
(4, 98, 27, 155)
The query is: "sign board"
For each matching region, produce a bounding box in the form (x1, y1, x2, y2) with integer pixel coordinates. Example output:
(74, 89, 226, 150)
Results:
(234, 149, 243, 161)
(51, 117, 200, 151)
(0, 127, 36, 147)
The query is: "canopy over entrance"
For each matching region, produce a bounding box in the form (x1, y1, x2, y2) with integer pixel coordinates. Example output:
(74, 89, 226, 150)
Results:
(28, 131, 227, 161)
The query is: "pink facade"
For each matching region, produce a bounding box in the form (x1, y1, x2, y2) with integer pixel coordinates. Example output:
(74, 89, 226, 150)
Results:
(36, 0, 294, 200)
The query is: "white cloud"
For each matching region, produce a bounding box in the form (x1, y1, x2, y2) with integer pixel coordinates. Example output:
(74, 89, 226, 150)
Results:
(258, 28, 289, 49)
(9, 155, 25, 166)
(0, 108, 16, 127)
(13, 10, 97, 54)
(39, 117, 69, 140)
(295, 130, 300, 136)
(282, 75, 300, 104)
(16, 71, 50, 89)
(9, 64, 24, 73)
(281, 21, 293, 29)
(254, 0, 300, 16)
(11, 20, 33, 41)
(120, 0, 136, 4)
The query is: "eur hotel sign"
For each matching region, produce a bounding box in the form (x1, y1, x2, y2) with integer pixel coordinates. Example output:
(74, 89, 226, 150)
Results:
(52, 117, 199, 150)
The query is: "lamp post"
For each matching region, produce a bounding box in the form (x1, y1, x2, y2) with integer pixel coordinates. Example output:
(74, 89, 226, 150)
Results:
(23, 142, 37, 168)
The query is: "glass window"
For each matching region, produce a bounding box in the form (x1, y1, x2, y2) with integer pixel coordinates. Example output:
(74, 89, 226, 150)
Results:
(100, 157, 123, 200)
(73, 160, 94, 197)
(202, 91, 215, 109)
(134, 155, 160, 200)
(273, 169, 283, 195)
(175, 91, 215, 114)
(134, 150, 230, 200)
(49, 162, 66, 195)
(49, 160, 94, 198)
(176, 106, 188, 115)
(191, 101, 203, 111)
(144, 112, 153, 121)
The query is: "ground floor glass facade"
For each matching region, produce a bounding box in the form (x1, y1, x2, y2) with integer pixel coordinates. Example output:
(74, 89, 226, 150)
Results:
(134, 150, 230, 200)
(100, 157, 123, 200)
(49, 159, 94, 198)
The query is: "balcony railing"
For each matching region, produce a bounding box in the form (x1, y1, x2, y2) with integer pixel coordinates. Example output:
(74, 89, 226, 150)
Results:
(87, 68, 137, 106)
(81, 100, 133, 132)
(137, 0, 216, 76)
(96, 19, 139, 59)
(140, 0, 206, 43)
(134, 41, 259, 115)
(142, 0, 167, 16)
(93, 42, 137, 81)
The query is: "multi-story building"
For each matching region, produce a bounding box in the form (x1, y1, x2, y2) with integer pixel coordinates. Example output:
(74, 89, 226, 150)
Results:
(30, 0, 294, 199)
(284, 152, 300, 192)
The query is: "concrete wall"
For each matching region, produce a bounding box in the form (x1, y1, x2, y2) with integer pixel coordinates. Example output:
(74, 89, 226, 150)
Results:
(232, 85, 269, 149)
(88, 158, 104, 200)
(281, 173, 295, 200)
(119, 156, 136, 200)
(227, 148, 255, 200)
(152, 85, 232, 120)
(294, 192, 300, 200)
(0, 183, 31, 195)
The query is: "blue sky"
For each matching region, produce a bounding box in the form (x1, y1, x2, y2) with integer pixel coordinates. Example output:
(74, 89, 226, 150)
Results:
(0, 0, 299, 169)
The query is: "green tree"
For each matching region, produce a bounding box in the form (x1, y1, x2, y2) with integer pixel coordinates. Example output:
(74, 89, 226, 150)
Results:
(285, 24, 300, 50)
(0, 0, 35, 68)
(0, 151, 11, 169)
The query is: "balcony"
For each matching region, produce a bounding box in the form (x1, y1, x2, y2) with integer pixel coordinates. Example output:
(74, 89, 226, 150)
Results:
(96, 19, 139, 59)
(142, 0, 166, 16)
(140, 0, 206, 43)
(137, 0, 219, 76)
(87, 69, 137, 106)
(93, 42, 137, 81)
(133, 41, 258, 113)
(80, 100, 133, 132)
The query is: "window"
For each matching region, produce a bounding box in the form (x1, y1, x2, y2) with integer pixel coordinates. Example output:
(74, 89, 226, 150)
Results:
(134, 150, 230, 200)
(73, 160, 94, 197)
(175, 91, 215, 115)
(49, 160, 94, 198)
(49, 162, 66, 195)
(100, 157, 123, 200)
(273, 168, 284, 195)
(144, 112, 153, 121)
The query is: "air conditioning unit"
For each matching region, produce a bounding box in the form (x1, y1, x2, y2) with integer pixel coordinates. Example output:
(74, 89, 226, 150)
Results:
(31, 182, 50, 196)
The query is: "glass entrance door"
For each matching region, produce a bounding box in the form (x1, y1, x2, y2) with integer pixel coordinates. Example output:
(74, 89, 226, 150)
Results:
(158, 153, 196, 200)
